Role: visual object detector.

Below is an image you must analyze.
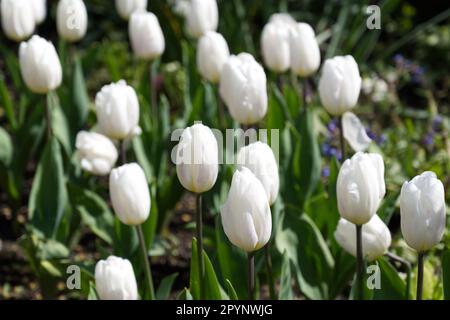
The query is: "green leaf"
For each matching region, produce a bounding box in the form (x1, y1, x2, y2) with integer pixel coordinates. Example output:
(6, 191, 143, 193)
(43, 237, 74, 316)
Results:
(0, 76, 17, 129)
(225, 279, 239, 300)
(68, 184, 114, 244)
(442, 249, 450, 300)
(189, 238, 200, 299)
(373, 257, 407, 300)
(279, 251, 293, 300)
(156, 273, 178, 300)
(49, 92, 72, 157)
(349, 261, 375, 300)
(72, 55, 89, 130)
(177, 288, 193, 300)
(28, 137, 68, 238)
(88, 282, 99, 300)
(276, 212, 335, 299)
(0, 127, 13, 167)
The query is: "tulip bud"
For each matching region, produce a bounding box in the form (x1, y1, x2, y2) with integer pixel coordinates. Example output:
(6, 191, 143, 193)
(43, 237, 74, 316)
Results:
(32, 0, 47, 25)
(337, 152, 385, 225)
(75, 131, 118, 176)
(176, 123, 218, 193)
(115, 0, 147, 20)
(109, 163, 151, 226)
(95, 256, 138, 300)
(1, 0, 35, 42)
(260, 14, 295, 73)
(19, 35, 63, 94)
(237, 141, 279, 205)
(95, 80, 141, 140)
(219, 53, 268, 125)
(56, 0, 88, 42)
(221, 167, 272, 252)
(290, 23, 321, 77)
(186, 0, 218, 38)
(400, 171, 446, 252)
(197, 31, 230, 83)
(319, 55, 362, 116)
(129, 11, 165, 60)
(335, 215, 391, 261)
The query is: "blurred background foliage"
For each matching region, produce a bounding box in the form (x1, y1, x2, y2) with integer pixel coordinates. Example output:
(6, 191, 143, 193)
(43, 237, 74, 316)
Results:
(0, 0, 449, 300)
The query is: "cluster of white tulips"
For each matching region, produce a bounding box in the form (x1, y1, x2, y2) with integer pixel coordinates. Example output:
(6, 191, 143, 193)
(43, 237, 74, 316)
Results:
(2, 0, 447, 300)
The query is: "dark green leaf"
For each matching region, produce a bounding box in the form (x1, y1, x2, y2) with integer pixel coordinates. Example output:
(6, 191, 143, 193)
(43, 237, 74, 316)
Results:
(279, 251, 293, 300)
(156, 273, 178, 300)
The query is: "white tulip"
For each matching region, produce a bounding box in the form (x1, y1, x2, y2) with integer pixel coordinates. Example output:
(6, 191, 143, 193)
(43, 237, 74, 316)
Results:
(109, 163, 151, 226)
(115, 0, 147, 20)
(400, 171, 446, 252)
(32, 0, 47, 25)
(197, 31, 230, 83)
(237, 141, 279, 205)
(176, 123, 218, 193)
(95, 80, 141, 140)
(19, 35, 63, 94)
(75, 131, 118, 176)
(221, 167, 272, 252)
(56, 0, 88, 42)
(337, 152, 385, 225)
(335, 215, 391, 261)
(129, 10, 165, 60)
(186, 0, 218, 38)
(260, 14, 295, 73)
(290, 22, 321, 77)
(342, 111, 372, 152)
(319, 55, 362, 116)
(95, 256, 138, 300)
(219, 53, 268, 125)
(1, 0, 35, 41)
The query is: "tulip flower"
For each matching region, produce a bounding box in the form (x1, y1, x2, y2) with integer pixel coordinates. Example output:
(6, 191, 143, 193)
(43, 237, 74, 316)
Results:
(109, 163, 155, 299)
(95, 256, 138, 300)
(335, 215, 391, 261)
(342, 112, 372, 152)
(56, 0, 88, 42)
(400, 171, 446, 300)
(95, 80, 141, 140)
(337, 151, 385, 299)
(115, 0, 147, 20)
(219, 53, 268, 125)
(1, 0, 35, 41)
(32, 0, 47, 25)
(175, 123, 219, 194)
(19, 35, 63, 94)
(237, 141, 279, 205)
(176, 123, 219, 299)
(185, 0, 218, 38)
(221, 167, 272, 299)
(109, 163, 150, 226)
(75, 131, 118, 176)
(129, 10, 165, 61)
(260, 14, 296, 73)
(319, 55, 362, 116)
(290, 22, 321, 77)
(197, 31, 230, 83)
(337, 152, 385, 225)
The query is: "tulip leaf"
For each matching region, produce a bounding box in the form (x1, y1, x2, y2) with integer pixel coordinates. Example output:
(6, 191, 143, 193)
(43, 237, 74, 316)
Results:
(225, 279, 239, 300)
(189, 237, 223, 300)
(279, 251, 294, 300)
(276, 212, 335, 299)
(373, 257, 407, 300)
(28, 137, 68, 238)
(49, 92, 72, 157)
(442, 249, 450, 300)
(215, 216, 248, 299)
(0, 127, 13, 167)
(0, 76, 17, 130)
(68, 184, 114, 244)
(88, 282, 99, 300)
(72, 55, 89, 130)
(156, 273, 179, 300)
(349, 260, 375, 300)
(177, 288, 193, 300)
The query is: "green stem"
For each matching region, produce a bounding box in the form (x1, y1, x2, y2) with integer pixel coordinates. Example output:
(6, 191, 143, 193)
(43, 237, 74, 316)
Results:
(248, 252, 255, 300)
(150, 59, 159, 115)
(45, 93, 53, 139)
(264, 243, 276, 300)
(196, 193, 205, 299)
(356, 224, 363, 300)
(416, 252, 425, 300)
(136, 224, 155, 300)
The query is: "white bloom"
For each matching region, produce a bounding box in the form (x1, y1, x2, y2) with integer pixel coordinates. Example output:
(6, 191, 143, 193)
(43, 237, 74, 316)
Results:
(186, 0, 218, 38)
(289, 22, 321, 77)
(129, 10, 165, 60)
(197, 31, 230, 83)
(1, 0, 35, 41)
(32, 0, 47, 25)
(342, 112, 372, 152)
(56, 0, 88, 42)
(115, 0, 147, 20)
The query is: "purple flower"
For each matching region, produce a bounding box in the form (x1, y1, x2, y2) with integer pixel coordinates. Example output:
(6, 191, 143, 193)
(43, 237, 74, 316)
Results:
(432, 115, 443, 132)
(327, 119, 338, 135)
(322, 166, 330, 178)
(423, 133, 434, 147)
